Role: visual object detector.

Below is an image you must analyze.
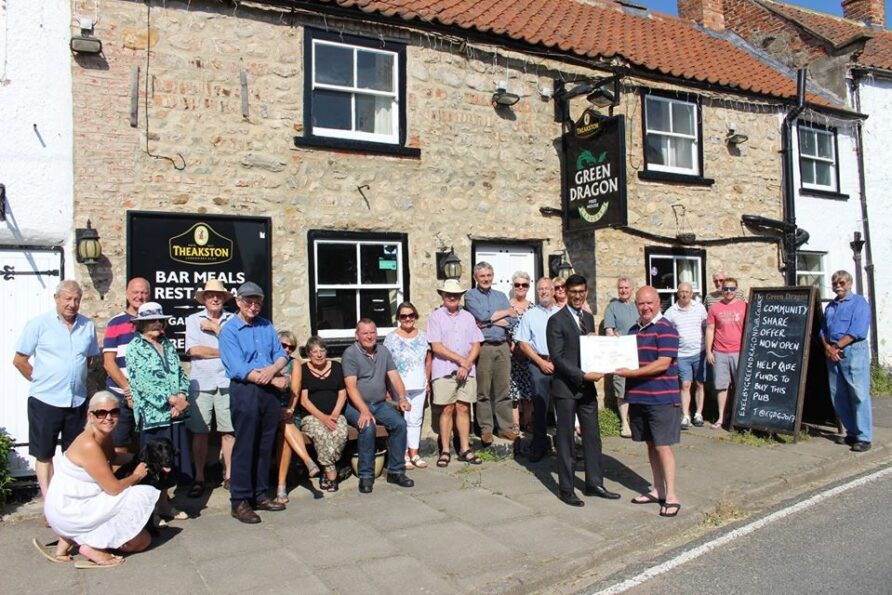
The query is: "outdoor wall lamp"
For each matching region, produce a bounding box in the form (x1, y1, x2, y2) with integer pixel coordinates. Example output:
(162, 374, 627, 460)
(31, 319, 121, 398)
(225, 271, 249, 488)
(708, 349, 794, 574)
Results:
(492, 82, 520, 108)
(557, 250, 574, 280)
(553, 75, 621, 122)
(438, 247, 463, 280)
(75, 220, 102, 265)
(726, 124, 749, 145)
(70, 17, 103, 55)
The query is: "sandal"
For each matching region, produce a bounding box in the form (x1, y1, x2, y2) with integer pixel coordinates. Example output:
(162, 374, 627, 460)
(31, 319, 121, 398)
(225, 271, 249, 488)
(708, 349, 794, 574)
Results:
(75, 555, 125, 569)
(32, 537, 73, 563)
(404, 456, 415, 471)
(660, 502, 682, 518)
(457, 449, 483, 465)
(319, 477, 338, 492)
(409, 455, 428, 469)
(436, 452, 451, 468)
(275, 488, 289, 504)
(631, 494, 664, 505)
(187, 481, 204, 498)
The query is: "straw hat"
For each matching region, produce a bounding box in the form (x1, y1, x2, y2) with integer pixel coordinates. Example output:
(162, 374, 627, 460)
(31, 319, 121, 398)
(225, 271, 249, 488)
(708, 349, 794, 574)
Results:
(195, 279, 234, 304)
(436, 279, 468, 295)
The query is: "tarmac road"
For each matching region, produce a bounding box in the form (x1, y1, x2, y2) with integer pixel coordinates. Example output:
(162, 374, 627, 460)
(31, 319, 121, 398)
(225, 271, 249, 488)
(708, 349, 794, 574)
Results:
(589, 464, 892, 595)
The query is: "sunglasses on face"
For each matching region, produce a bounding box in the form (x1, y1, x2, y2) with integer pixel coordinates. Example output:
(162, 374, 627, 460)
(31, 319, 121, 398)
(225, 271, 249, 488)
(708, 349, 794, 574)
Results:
(91, 408, 121, 420)
(281, 342, 295, 351)
(722, 286, 737, 292)
(398, 313, 417, 320)
(553, 286, 566, 291)
(514, 283, 530, 288)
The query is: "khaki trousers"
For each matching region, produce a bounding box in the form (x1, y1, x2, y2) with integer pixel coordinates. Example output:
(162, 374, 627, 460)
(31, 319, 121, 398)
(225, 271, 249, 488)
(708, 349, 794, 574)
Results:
(475, 342, 512, 435)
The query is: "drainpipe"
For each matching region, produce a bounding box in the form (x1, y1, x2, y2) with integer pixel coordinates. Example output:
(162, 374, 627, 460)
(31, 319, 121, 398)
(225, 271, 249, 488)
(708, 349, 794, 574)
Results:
(849, 75, 880, 366)
(780, 69, 808, 286)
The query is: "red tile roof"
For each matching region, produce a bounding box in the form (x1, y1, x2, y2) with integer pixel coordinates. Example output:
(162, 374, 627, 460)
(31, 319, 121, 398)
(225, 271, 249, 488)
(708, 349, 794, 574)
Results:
(317, 0, 839, 105)
(754, 0, 892, 72)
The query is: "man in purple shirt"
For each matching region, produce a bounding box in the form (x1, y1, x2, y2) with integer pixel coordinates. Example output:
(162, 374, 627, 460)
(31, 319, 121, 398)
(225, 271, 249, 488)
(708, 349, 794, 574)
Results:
(428, 279, 484, 467)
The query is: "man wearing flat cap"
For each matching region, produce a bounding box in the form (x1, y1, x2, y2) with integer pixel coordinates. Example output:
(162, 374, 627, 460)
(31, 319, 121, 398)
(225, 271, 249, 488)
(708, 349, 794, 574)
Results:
(219, 281, 289, 523)
(185, 279, 235, 497)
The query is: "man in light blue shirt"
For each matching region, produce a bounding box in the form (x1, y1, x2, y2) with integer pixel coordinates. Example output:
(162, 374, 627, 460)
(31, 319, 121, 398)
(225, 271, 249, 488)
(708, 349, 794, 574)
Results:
(515, 277, 560, 461)
(464, 261, 517, 444)
(12, 280, 99, 499)
(820, 270, 873, 452)
(219, 281, 289, 523)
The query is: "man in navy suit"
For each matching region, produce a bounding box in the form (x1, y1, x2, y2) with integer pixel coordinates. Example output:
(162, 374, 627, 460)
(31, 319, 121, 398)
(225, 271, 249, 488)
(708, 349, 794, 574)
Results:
(546, 274, 620, 507)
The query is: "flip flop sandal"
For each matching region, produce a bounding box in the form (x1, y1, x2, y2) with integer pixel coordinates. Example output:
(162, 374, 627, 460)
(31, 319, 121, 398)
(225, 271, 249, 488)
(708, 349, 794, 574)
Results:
(660, 503, 682, 518)
(436, 452, 451, 468)
(631, 494, 665, 505)
(404, 456, 415, 471)
(457, 449, 483, 465)
(187, 481, 204, 498)
(275, 490, 290, 504)
(409, 455, 428, 469)
(307, 463, 321, 478)
(75, 555, 125, 569)
(32, 537, 73, 563)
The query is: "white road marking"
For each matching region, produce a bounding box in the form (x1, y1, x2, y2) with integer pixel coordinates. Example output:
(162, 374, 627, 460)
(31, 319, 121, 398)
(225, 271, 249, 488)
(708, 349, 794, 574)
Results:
(592, 464, 892, 594)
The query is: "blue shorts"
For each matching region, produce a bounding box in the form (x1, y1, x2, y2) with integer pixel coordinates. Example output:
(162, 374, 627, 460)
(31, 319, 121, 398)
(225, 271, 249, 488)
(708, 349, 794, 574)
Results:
(677, 353, 706, 383)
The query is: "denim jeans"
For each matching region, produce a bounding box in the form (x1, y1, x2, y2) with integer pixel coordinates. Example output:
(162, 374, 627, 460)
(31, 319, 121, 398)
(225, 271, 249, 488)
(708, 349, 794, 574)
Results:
(344, 400, 407, 479)
(828, 340, 872, 442)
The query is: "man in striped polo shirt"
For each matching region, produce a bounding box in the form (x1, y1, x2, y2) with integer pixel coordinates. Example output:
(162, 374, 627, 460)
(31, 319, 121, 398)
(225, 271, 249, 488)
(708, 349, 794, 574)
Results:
(615, 286, 682, 518)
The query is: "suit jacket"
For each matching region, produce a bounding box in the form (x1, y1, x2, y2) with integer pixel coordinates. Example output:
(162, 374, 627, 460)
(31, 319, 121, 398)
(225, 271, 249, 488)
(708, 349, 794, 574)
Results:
(546, 306, 596, 400)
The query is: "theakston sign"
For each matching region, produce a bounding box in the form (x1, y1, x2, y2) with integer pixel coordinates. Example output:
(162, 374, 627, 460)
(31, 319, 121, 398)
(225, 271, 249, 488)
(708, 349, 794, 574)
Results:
(562, 110, 628, 231)
(127, 211, 272, 354)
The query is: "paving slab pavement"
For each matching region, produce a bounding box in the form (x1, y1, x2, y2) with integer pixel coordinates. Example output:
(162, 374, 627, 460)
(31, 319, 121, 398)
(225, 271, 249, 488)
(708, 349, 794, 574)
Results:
(3, 399, 891, 594)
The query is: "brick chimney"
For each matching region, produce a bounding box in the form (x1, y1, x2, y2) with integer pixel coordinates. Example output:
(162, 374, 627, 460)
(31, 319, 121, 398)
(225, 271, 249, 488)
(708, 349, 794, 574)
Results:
(678, 0, 725, 31)
(841, 0, 885, 26)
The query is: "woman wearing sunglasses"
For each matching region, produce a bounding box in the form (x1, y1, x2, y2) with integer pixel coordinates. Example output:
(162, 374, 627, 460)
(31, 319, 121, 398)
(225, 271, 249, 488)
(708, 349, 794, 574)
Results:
(126, 302, 193, 521)
(508, 272, 534, 434)
(383, 302, 432, 469)
(42, 391, 158, 568)
(273, 330, 319, 504)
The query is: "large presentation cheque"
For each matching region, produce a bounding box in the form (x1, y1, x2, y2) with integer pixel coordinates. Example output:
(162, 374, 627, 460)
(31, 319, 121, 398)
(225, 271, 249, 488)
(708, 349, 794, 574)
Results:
(580, 335, 640, 374)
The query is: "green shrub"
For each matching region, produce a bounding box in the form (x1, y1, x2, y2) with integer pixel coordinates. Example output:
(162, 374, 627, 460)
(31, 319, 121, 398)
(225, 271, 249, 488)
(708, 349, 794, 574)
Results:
(871, 364, 892, 397)
(0, 430, 14, 508)
(599, 407, 621, 437)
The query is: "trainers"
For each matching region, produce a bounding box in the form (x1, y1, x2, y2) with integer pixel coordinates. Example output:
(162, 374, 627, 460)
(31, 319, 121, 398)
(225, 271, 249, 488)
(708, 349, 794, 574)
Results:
(692, 413, 704, 427)
(681, 416, 691, 430)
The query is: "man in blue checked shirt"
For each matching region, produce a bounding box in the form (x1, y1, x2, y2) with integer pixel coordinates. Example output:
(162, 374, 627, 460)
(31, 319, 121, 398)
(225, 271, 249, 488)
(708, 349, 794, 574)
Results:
(820, 270, 873, 452)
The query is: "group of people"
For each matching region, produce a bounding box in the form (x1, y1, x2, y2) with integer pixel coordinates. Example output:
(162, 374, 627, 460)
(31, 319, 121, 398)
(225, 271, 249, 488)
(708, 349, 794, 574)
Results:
(13, 262, 874, 565)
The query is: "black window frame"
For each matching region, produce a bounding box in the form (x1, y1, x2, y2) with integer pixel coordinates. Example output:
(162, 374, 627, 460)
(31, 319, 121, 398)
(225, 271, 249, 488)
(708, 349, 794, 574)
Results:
(307, 229, 410, 355)
(295, 28, 419, 158)
(644, 245, 707, 310)
(797, 121, 847, 199)
(638, 88, 714, 186)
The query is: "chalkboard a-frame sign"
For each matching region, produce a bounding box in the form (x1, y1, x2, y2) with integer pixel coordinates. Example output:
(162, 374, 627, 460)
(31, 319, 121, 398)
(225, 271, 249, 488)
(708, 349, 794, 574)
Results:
(731, 287, 818, 440)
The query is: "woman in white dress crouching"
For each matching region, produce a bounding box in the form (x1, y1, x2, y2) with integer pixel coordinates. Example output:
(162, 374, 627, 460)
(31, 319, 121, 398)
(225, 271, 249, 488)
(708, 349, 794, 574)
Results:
(43, 391, 159, 567)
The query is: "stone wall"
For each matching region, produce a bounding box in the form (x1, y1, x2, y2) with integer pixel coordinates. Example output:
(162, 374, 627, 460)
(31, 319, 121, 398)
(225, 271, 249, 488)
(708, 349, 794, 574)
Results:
(71, 0, 784, 340)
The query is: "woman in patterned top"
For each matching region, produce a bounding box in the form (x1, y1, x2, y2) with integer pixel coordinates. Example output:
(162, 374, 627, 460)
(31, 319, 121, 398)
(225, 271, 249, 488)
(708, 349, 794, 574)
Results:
(126, 302, 192, 521)
(509, 272, 533, 433)
(383, 302, 432, 470)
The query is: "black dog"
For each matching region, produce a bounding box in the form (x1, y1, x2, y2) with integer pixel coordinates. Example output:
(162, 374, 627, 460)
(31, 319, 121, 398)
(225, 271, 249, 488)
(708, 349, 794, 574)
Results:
(114, 438, 178, 535)
(114, 438, 177, 489)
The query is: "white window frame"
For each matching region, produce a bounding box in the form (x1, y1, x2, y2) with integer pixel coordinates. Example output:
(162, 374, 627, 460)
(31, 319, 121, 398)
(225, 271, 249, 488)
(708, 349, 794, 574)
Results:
(310, 38, 399, 144)
(312, 238, 405, 340)
(646, 251, 704, 307)
(796, 251, 828, 300)
(644, 95, 700, 176)
(798, 124, 838, 192)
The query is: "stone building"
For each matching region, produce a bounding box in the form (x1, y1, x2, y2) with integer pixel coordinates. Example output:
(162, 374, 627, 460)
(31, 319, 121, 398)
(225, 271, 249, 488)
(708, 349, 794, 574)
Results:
(693, 0, 889, 364)
(64, 0, 860, 355)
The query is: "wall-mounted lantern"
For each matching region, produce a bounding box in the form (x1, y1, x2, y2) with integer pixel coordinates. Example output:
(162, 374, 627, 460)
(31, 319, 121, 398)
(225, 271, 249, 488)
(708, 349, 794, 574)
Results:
(437, 247, 463, 281)
(75, 220, 102, 266)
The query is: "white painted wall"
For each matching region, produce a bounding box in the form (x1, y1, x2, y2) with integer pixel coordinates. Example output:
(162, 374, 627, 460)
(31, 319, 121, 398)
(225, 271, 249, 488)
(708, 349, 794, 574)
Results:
(0, 0, 74, 246)
(858, 76, 892, 367)
(792, 116, 864, 301)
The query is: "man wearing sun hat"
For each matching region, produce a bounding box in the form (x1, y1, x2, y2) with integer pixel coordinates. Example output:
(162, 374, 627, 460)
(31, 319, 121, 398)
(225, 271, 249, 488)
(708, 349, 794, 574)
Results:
(427, 279, 484, 467)
(185, 279, 235, 497)
(219, 281, 289, 523)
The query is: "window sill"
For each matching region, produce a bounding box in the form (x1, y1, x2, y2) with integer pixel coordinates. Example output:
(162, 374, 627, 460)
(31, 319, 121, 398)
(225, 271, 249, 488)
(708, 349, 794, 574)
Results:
(799, 188, 849, 200)
(637, 170, 715, 186)
(294, 135, 421, 158)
